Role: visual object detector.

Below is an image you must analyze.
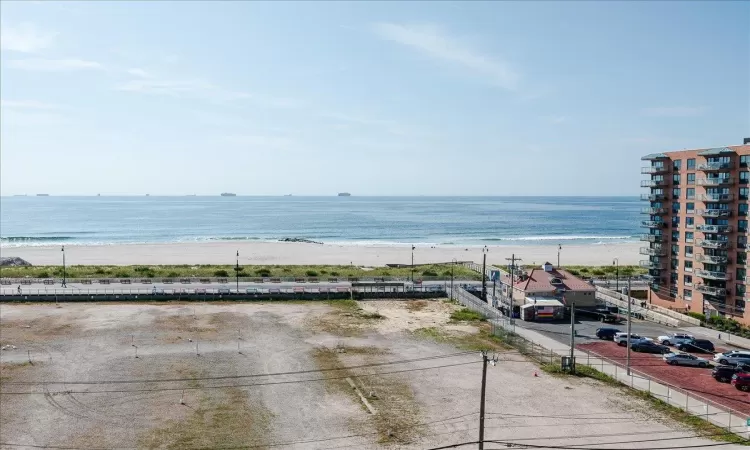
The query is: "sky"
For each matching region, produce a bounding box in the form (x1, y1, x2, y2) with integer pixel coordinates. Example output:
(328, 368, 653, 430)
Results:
(0, 1, 748, 196)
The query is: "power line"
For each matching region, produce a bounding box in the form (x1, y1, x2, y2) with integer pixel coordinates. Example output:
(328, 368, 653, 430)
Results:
(1, 350, 478, 386)
(0, 360, 480, 395)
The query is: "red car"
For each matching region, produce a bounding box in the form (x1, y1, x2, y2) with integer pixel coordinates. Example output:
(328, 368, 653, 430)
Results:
(731, 373, 750, 391)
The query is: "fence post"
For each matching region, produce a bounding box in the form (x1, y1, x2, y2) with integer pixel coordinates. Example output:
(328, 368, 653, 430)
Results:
(686, 393, 689, 411)
(667, 386, 671, 403)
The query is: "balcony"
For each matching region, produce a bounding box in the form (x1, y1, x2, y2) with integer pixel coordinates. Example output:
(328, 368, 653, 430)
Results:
(696, 239, 731, 249)
(696, 177, 734, 186)
(641, 166, 668, 174)
(696, 284, 727, 296)
(640, 234, 664, 243)
(641, 207, 667, 215)
(640, 193, 667, 201)
(696, 209, 731, 218)
(640, 246, 666, 256)
(696, 269, 732, 281)
(699, 193, 734, 202)
(641, 220, 665, 228)
(698, 162, 734, 171)
(695, 254, 729, 264)
(641, 179, 668, 188)
(696, 224, 733, 233)
(639, 259, 665, 270)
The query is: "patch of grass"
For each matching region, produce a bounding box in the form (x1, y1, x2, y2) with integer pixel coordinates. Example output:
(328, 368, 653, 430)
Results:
(541, 364, 749, 445)
(449, 308, 486, 322)
(412, 323, 508, 352)
(0, 263, 481, 280)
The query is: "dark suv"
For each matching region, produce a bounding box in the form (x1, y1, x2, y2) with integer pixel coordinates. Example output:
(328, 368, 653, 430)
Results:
(595, 328, 621, 340)
(678, 339, 715, 353)
(713, 365, 750, 383)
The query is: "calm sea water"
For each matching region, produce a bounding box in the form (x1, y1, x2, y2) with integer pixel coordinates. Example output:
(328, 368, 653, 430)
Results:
(0, 196, 640, 248)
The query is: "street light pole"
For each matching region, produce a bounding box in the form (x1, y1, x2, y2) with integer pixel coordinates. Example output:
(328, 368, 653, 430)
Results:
(235, 250, 240, 294)
(451, 258, 457, 300)
(61, 246, 66, 288)
(411, 245, 415, 282)
(481, 246, 488, 302)
(478, 350, 497, 450)
(627, 276, 632, 375)
(613, 258, 619, 292)
(558, 244, 562, 268)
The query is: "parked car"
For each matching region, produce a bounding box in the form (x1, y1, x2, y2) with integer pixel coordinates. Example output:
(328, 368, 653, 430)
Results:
(677, 339, 715, 353)
(595, 327, 621, 340)
(614, 332, 645, 346)
(712, 364, 750, 382)
(663, 352, 710, 367)
(715, 350, 750, 359)
(714, 352, 750, 366)
(732, 373, 750, 391)
(631, 341, 670, 354)
(657, 333, 694, 346)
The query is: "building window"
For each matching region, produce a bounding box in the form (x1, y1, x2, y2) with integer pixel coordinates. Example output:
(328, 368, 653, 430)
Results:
(739, 299, 747, 311)
(685, 231, 694, 243)
(685, 259, 693, 271)
(671, 243, 679, 255)
(673, 188, 681, 198)
(737, 268, 747, 280)
(738, 284, 747, 297)
(742, 172, 750, 185)
(684, 289, 692, 300)
(686, 188, 695, 200)
(685, 246, 693, 258)
(687, 173, 695, 185)
(686, 217, 694, 228)
(741, 220, 749, 233)
(673, 160, 682, 170)
(684, 274, 693, 286)
(742, 155, 749, 168)
(672, 216, 680, 228)
(687, 159, 696, 170)
(740, 204, 749, 217)
(672, 230, 680, 242)
(739, 235, 748, 249)
(672, 202, 680, 213)
(686, 202, 695, 214)
(738, 252, 747, 265)
(673, 174, 681, 185)
(741, 188, 749, 200)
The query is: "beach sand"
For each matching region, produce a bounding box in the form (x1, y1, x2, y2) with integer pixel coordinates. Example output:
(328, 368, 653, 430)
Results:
(1, 241, 641, 266)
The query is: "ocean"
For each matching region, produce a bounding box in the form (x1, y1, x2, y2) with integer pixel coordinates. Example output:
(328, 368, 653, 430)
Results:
(0, 196, 640, 248)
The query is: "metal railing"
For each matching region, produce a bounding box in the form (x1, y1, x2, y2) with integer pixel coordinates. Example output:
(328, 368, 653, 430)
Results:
(695, 254, 729, 264)
(696, 284, 727, 296)
(696, 209, 731, 218)
(696, 177, 734, 186)
(695, 269, 732, 281)
(639, 234, 664, 243)
(640, 179, 667, 187)
(639, 259, 665, 269)
(641, 220, 665, 228)
(641, 166, 668, 174)
(639, 247, 665, 256)
(699, 193, 734, 202)
(696, 239, 731, 249)
(640, 193, 667, 201)
(697, 224, 733, 233)
(640, 207, 667, 215)
(698, 162, 734, 171)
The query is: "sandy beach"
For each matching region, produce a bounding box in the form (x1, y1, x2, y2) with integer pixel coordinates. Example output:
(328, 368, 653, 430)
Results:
(0, 241, 641, 266)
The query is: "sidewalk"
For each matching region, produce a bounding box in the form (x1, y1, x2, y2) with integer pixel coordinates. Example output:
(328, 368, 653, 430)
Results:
(682, 326, 750, 350)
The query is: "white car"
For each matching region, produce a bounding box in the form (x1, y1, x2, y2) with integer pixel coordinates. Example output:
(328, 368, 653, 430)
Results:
(714, 352, 750, 366)
(614, 332, 646, 346)
(658, 333, 694, 346)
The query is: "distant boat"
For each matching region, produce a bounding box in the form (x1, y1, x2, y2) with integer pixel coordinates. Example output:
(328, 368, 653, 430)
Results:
(221, 193, 237, 197)
(145, 194, 150, 197)
(36, 194, 49, 197)
(97, 193, 101, 197)
(338, 192, 351, 197)
(284, 194, 293, 197)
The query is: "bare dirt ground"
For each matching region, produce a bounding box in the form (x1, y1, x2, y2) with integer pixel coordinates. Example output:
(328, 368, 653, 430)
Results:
(0, 299, 743, 450)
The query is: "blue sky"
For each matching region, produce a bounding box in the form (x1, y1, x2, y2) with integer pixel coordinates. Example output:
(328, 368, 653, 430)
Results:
(1, 1, 747, 196)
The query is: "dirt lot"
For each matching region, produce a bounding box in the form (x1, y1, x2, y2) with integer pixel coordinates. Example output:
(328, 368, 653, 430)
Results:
(0, 300, 743, 449)
(579, 341, 750, 416)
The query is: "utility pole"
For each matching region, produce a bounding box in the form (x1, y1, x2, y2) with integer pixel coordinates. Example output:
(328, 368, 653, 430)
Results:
(235, 250, 240, 294)
(626, 276, 632, 375)
(557, 244, 561, 268)
(61, 246, 67, 288)
(613, 258, 619, 292)
(481, 246, 488, 302)
(478, 350, 498, 450)
(411, 245, 415, 282)
(504, 254, 521, 317)
(451, 258, 457, 300)
(569, 295, 576, 373)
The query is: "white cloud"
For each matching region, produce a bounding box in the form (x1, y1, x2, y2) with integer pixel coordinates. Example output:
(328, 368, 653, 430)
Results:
(1, 99, 60, 110)
(7, 58, 103, 71)
(641, 106, 707, 117)
(372, 22, 520, 90)
(115, 78, 249, 102)
(127, 68, 150, 78)
(0, 22, 57, 53)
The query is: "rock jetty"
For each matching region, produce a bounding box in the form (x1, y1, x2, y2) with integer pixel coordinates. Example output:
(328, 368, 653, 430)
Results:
(0, 257, 32, 266)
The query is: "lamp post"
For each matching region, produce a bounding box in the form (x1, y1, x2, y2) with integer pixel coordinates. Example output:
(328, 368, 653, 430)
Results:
(558, 244, 562, 268)
(61, 246, 66, 288)
(411, 245, 415, 282)
(613, 258, 619, 292)
(481, 246, 489, 302)
(235, 250, 240, 294)
(451, 258, 457, 300)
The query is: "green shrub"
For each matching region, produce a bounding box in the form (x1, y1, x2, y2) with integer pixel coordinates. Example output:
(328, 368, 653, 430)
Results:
(282, 267, 291, 273)
(686, 312, 706, 322)
(94, 268, 107, 275)
(114, 271, 131, 278)
(305, 270, 318, 277)
(213, 269, 229, 277)
(256, 268, 271, 276)
(591, 269, 605, 276)
(134, 266, 151, 273)
(330, 272, 340, 276)
(37, 271, 50, 279)
(320, 269, 328, 274)
(579, 267, 589, 273)
(52, 267, 64, 276)
(450, 308, 486, 322)
(567, 269, 580, 277)
(422, 270, 438, 277)
(166, 271, 179, 278)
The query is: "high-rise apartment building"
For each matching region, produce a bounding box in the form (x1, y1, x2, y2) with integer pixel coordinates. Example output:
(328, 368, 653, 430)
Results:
(641, 140, 750, 323)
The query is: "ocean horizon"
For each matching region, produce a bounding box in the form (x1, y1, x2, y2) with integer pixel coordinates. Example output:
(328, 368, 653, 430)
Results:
(0, 196, 641, 248)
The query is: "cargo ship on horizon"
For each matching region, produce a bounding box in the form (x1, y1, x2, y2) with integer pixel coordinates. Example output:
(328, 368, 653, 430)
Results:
(221, 193, 237, 197)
